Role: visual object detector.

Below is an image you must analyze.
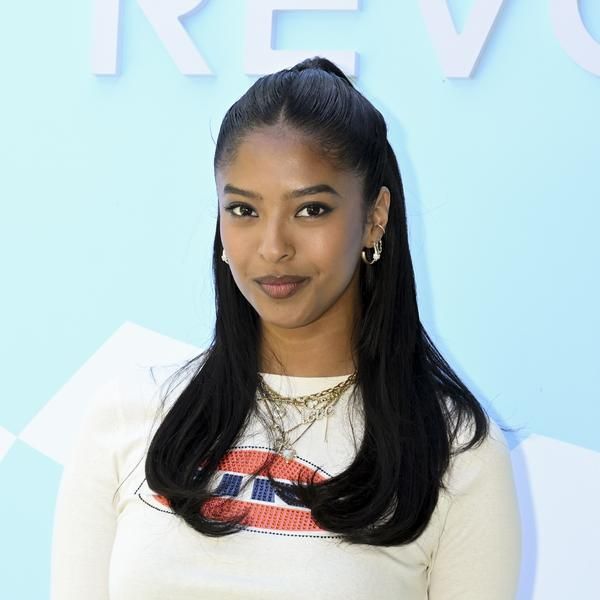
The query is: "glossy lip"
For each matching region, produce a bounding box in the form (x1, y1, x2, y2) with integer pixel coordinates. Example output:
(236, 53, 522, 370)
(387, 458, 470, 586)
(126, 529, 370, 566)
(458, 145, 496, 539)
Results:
(257, 278, 309, 299)
(254, 274, 308, 285)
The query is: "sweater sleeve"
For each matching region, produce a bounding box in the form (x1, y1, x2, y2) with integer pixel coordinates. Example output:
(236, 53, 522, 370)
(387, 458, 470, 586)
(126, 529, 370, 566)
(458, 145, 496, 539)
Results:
(50, 377, 123, 600)
(428, 419, 522, 599)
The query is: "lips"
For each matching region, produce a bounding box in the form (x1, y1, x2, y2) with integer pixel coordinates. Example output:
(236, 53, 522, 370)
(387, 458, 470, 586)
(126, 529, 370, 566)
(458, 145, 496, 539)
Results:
(255, 275, 307, 285)
(257, 278, 308, 299)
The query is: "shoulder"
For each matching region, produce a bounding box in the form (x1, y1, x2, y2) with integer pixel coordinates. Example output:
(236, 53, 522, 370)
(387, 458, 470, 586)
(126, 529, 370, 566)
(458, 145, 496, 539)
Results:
(442, 407, 513, 499)
(106, 361, 195, 421)
(76, 361, 195, 449)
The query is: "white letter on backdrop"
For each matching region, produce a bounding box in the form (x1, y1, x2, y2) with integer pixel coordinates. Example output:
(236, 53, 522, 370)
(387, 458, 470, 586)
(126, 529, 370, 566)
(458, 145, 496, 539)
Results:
(91, 0, 121, 74)
(419, 0, 506, 78)
(244, 0, 358, 76)
(137, 0, 211, 74)
(550, 0, 600, 76)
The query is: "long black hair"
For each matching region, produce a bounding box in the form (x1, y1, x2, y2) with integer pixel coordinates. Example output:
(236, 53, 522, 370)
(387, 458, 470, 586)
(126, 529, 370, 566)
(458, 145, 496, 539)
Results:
(145, 56, 499, 546)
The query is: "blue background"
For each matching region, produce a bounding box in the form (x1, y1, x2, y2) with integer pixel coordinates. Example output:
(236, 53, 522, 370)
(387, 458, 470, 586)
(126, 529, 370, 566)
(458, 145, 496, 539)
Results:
(1, 1, 599, 597)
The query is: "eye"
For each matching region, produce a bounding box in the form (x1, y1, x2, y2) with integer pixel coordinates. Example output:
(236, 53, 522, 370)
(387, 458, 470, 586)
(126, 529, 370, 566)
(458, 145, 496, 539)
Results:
(224, 202, 332, 219)
(224, 203, 257, 218)
(296, 203, 331, 218)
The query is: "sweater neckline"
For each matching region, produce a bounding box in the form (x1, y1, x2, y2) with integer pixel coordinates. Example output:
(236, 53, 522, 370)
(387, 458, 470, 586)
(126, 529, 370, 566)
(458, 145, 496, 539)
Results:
(257, 371, 355, 398)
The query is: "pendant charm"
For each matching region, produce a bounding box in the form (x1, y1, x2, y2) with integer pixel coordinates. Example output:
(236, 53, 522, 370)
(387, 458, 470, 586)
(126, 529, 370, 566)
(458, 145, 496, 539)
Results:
(281, 447, 297, 462)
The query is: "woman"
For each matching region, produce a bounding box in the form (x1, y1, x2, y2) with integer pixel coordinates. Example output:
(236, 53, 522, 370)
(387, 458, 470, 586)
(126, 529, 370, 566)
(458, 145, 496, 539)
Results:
(51, 57, 521, 599)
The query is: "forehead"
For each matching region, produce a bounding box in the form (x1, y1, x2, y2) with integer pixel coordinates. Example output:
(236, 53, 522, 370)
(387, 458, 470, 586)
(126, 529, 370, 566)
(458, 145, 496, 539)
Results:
(215, 127, 361, 193)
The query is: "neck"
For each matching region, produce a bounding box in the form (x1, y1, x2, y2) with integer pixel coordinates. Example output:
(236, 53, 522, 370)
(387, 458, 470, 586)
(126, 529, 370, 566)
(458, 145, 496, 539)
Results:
(258, 314, 358, 377)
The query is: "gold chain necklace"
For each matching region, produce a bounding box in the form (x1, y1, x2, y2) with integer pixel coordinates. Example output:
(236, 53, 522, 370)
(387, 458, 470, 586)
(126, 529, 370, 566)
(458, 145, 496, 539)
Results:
(257, 372, 357, 462)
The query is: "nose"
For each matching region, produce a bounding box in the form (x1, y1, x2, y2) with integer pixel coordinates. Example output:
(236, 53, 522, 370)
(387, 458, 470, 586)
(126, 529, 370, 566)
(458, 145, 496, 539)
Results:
(258, 218, 295, 263)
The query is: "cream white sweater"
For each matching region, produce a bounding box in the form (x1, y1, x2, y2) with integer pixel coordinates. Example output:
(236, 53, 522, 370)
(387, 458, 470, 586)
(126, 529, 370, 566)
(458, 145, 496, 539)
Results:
(51, 364, 521, 599)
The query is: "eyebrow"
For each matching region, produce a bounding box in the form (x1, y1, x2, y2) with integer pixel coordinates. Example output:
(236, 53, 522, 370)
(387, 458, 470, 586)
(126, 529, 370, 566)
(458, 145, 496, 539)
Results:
(223, 183, 341, 201)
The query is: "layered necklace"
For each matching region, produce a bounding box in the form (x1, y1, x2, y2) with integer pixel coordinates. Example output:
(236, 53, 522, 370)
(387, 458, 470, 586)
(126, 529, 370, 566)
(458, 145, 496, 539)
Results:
(257, 371, 358, 462)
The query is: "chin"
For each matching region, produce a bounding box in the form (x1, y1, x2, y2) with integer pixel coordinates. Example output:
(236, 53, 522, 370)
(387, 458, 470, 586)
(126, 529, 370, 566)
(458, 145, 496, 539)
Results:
(256, 305, 317, 329)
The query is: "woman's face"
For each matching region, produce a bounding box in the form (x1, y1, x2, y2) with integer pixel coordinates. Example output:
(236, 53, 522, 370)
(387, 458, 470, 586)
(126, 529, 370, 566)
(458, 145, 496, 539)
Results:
(215, 126, 389, 332)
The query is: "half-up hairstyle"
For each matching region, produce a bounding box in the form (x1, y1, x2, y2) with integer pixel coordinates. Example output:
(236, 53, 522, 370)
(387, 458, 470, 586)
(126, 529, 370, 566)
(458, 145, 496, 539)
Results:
(144, 56, 500, 546)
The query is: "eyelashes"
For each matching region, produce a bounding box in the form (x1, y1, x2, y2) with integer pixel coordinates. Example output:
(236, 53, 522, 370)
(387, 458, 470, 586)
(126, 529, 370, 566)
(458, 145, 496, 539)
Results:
(224, 202, 332, 219)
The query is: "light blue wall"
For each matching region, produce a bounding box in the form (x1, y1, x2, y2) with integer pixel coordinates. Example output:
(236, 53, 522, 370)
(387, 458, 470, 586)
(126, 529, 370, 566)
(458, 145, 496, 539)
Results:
(1, 1, 599, 597)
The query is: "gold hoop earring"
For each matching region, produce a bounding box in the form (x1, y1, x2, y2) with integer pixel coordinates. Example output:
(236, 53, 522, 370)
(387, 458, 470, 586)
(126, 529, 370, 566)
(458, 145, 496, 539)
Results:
(361, 224, 385, 265)
(221, 248, 229, 264)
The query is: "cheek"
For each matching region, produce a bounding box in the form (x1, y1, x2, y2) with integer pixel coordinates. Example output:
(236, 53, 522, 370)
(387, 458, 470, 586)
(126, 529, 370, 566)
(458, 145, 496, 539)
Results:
(308, 228, 361, 275)
(220, 223, 248, 259)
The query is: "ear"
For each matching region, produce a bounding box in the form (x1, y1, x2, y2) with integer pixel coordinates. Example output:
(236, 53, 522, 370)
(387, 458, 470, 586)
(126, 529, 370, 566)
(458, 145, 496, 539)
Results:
(362, 186, 391, 247)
